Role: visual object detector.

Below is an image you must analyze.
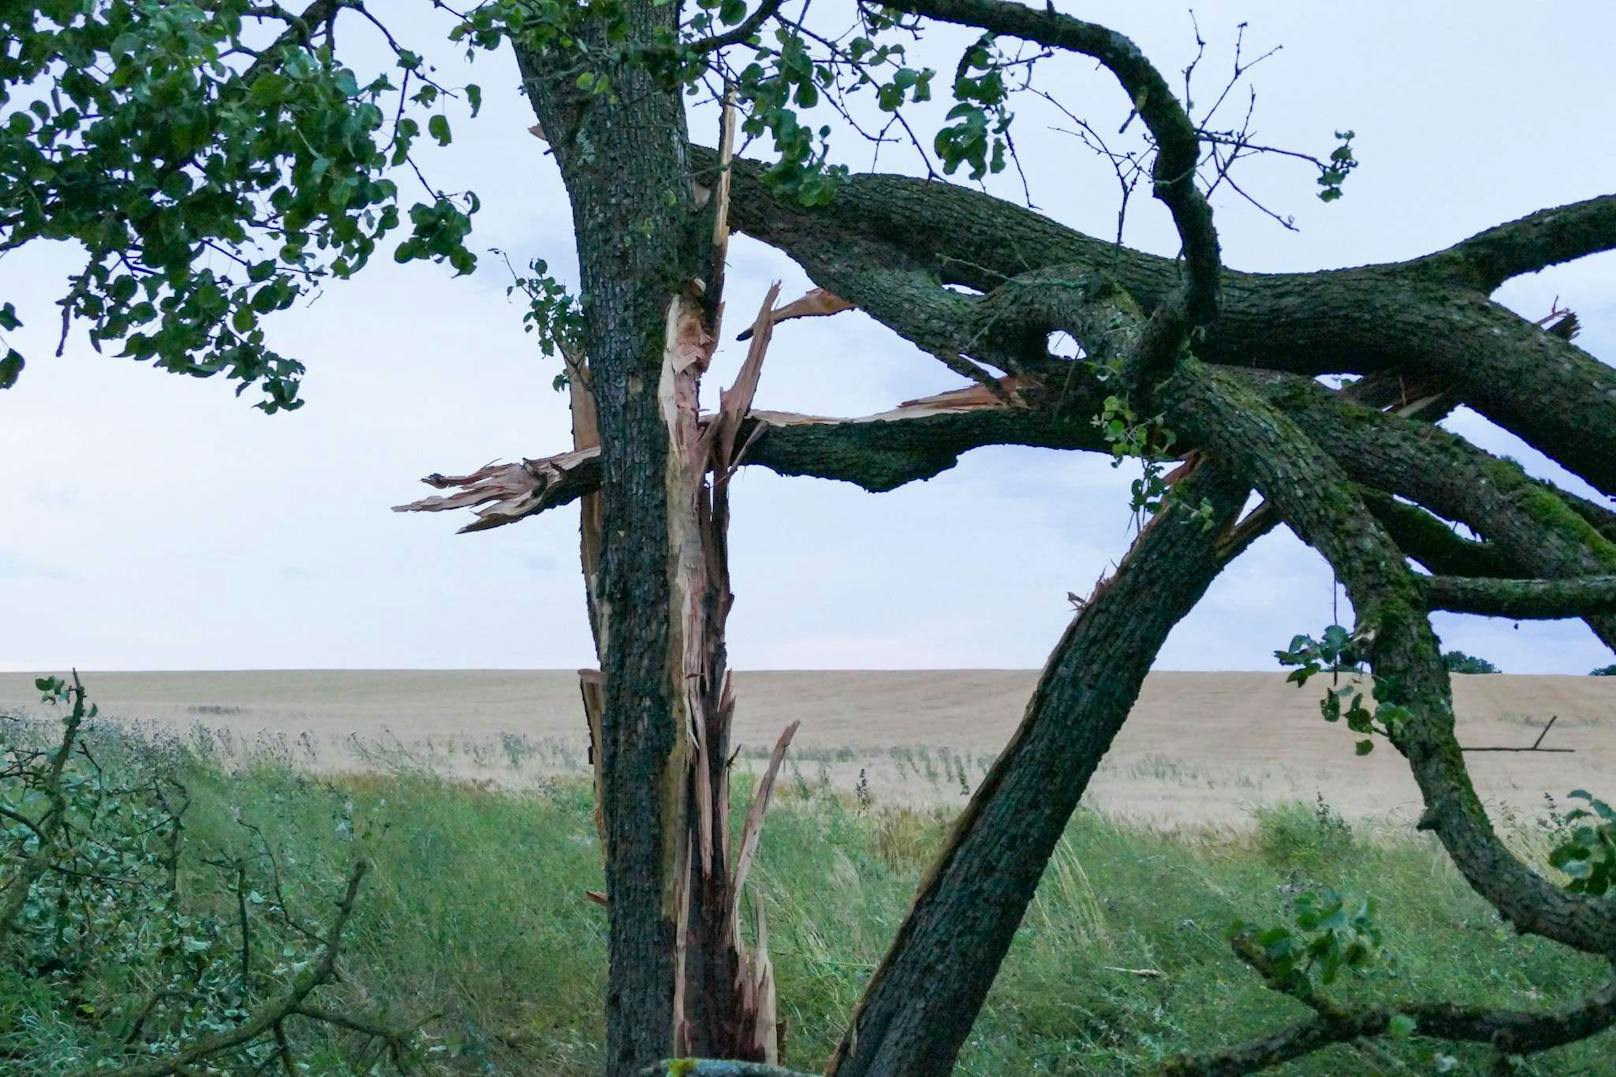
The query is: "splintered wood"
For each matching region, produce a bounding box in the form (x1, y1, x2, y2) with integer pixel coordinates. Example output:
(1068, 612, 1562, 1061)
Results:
(666, 285, 792, 1064)
(396, 102, 817, 1057)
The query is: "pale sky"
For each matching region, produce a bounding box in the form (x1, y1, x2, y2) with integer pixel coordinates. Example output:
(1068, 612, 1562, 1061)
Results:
(3, 1, 1614, 673)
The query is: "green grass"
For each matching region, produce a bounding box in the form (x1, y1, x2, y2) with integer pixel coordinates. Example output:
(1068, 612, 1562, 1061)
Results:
(6, 730, 1611, 1075)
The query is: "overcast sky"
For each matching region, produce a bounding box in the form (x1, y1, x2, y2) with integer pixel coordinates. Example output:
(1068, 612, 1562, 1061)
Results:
(3, 1, 1614, 673)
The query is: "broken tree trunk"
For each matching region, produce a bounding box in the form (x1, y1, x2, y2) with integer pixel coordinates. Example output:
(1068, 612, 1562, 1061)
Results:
(666, 281, 796, 1064)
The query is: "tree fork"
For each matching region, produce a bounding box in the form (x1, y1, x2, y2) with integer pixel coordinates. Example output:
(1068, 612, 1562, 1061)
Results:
(705, 149, 1616, 492)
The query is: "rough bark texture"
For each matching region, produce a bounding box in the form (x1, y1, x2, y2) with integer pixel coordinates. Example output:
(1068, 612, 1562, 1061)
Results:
(827, 463, 1254, 1077)
(704, 149, 1616, 494)
(515, 9, 701, 1067)
(392, 6, 1616, 1071)
(1425, 574, 1616, 618)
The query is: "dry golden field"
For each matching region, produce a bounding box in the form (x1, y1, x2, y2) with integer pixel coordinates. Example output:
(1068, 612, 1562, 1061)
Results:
(2, 669, 1612, 826)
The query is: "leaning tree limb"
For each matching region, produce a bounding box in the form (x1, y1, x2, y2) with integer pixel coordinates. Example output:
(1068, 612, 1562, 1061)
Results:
(816, 16, 1245, 1071)
(825, 462, 1256, 1077)
(1161, 361, 1616, 956)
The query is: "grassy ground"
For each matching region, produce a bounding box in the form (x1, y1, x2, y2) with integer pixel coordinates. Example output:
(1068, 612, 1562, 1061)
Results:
(4, 726, 1611, 1075)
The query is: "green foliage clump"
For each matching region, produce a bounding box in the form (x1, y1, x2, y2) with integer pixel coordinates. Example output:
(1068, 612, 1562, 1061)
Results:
(1232, 885, 1384, 992)
(1, 676, 397, 1072)
(1275, 626, 1407, 754)
(1, 1, 483, 409)
(1548, 790, 1616, 897)
(1590, 663, 1616, 676)
(1442, 650, 1500, 674)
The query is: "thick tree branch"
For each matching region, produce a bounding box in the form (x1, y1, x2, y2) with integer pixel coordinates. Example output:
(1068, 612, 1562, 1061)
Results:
(706, 148, 1616, 493)
(1174, 365, 1616, 954)
(1252, 371, 1616, 651)
(1412, 193, 1616, 292)
(829, 462, 1253, 1077)
(686, 0, 787, 53)
(1424, 574, 1616, 619)
(1360, 491, 1524, 579)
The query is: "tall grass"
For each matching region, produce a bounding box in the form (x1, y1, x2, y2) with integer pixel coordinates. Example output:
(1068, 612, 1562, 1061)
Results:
(4, 728, 1608, 1074)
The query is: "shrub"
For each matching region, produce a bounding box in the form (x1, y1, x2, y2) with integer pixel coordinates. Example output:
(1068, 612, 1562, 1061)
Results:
(1442, 650, 1500, 674)
(0, 675, 411, 1073)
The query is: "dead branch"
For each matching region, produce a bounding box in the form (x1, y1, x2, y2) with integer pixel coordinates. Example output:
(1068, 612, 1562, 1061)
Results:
(1462, 715, 1574, 754)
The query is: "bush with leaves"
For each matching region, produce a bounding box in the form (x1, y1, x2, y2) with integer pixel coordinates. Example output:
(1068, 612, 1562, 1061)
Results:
(1441, 650, 1500, 674)
(0, 674, 412, 1074)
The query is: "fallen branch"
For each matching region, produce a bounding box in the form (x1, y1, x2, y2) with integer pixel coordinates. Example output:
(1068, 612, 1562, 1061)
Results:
(0, 672, 87, 941)
(1164, 936, 1616, 1075)
(91, 860, 409, 1077)
(1462, 715, 1574, 754)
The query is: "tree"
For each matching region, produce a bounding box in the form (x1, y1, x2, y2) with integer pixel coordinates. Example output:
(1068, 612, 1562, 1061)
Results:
(10, 2, 1616, 1074)
(1443, 650, 1501, 675)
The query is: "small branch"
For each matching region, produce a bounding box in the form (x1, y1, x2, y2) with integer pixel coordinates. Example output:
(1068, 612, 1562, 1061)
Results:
(1462, 715, 1574, 754)
(687, 0, 788, 54)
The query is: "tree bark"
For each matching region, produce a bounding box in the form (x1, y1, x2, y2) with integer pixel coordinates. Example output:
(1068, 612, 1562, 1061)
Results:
(828, 462, 1254, 1077)
(515, 10, 703, 1067)
(706, 148, 1616, 493)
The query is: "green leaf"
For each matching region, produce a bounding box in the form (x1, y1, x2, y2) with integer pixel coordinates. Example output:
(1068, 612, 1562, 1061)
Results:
(428, 114, 452, 146)
(0, 349, 23, 390)
(1355, 739, 1374, 755)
